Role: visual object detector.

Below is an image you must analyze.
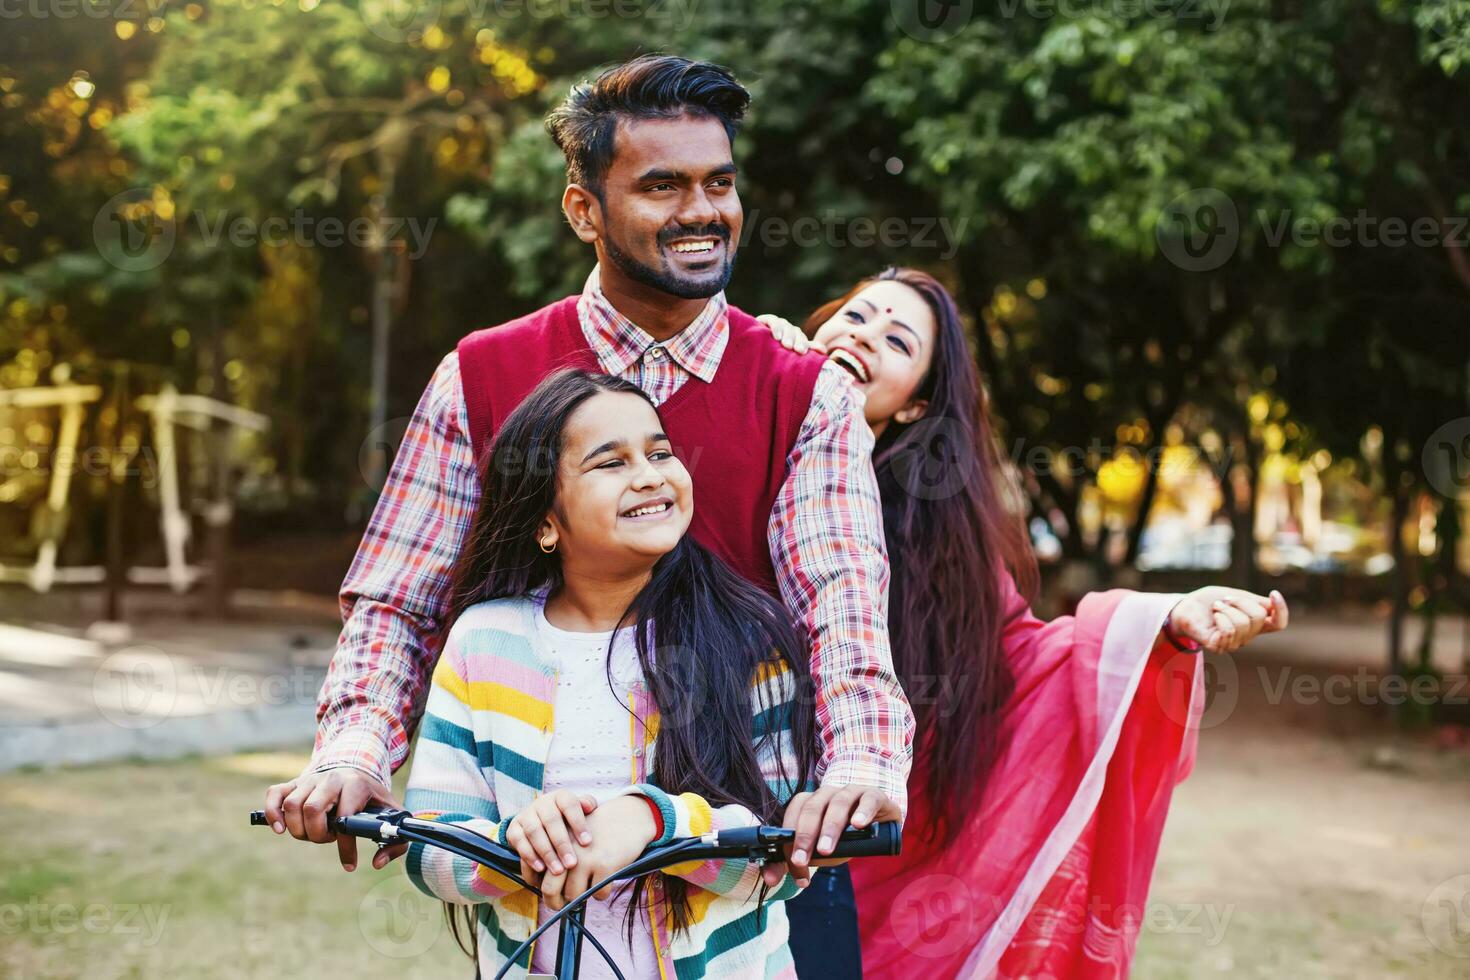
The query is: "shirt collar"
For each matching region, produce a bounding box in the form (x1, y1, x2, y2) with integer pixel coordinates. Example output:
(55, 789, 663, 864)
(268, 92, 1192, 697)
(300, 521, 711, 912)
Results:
(576, 264, 728, 384)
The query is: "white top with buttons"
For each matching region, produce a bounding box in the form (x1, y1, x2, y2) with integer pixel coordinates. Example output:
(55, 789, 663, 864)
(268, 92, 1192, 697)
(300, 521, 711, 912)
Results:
(528, 604, 659, 980)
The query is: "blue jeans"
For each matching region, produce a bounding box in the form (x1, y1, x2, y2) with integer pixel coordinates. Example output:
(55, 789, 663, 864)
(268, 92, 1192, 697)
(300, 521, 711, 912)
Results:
(785, 865, 862, 979)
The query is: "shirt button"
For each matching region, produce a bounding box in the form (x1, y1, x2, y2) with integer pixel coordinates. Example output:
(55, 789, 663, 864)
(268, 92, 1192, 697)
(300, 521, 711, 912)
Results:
(646, 346, 664, 361)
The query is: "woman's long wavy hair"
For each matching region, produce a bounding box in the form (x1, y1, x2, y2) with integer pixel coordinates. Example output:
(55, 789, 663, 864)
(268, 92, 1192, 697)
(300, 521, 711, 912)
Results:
(804, 267, 1038, 845)
(439, 369, 816, 954)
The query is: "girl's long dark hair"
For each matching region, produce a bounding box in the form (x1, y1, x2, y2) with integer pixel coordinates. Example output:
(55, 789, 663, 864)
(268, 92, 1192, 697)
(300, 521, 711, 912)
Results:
(441, 368, 816, 942)
(804, 268, 1038, 845)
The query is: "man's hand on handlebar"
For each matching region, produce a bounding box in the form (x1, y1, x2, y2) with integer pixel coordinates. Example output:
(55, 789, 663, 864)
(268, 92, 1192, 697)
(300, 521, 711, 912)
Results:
(762, 783, 902, 888)
(263, 767, 405, 872)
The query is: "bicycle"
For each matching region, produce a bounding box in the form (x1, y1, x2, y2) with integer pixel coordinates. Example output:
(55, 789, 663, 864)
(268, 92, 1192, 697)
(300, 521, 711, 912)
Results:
(249, 805, 900, 980)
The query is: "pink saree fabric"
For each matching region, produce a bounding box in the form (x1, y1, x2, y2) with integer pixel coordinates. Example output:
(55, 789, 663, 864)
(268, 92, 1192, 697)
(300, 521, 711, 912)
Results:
(852, 573, 1205, 979)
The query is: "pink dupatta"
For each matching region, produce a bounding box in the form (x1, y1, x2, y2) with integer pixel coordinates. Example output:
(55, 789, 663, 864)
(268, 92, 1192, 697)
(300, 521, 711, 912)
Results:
(852, 573, 1205, 979)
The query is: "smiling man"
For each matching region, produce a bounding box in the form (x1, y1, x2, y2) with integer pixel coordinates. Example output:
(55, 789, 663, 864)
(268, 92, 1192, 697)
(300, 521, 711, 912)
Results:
(264, 54, 913, 979)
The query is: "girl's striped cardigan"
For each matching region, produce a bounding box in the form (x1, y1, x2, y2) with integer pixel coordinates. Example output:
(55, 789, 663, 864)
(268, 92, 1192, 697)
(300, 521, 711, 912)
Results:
(402, 593, 806, 980)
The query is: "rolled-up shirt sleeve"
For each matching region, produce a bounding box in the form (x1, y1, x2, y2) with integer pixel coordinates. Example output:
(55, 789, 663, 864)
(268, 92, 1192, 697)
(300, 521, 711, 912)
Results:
(768, 360, 915, 814)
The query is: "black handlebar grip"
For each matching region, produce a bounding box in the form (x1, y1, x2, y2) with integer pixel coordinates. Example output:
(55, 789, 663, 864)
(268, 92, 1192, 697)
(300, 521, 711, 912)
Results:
(827, 821, 901, 858)
(248, 806, 391, 835)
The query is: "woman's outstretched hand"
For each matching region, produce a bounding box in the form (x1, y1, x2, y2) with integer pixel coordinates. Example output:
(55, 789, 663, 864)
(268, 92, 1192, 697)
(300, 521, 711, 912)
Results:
(757, 314, 826, 355)
(1167, 587, 1289, 653)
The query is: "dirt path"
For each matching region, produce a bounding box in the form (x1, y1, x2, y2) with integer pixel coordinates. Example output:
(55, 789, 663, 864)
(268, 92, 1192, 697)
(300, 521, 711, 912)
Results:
(1138, 720, 1470, 978)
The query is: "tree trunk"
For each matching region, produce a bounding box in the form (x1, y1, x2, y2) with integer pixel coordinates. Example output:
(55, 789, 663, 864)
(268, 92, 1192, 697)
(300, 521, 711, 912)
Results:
(1389, 479, 1410, 678)
(1233, 427, 1262, 592)
(1123, 434, 1166, 567)
(1035, 468, 1089, 560)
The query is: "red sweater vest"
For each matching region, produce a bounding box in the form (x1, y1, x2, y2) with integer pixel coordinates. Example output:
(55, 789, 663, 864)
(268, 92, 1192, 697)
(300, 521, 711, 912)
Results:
(457, 295, 825, 592)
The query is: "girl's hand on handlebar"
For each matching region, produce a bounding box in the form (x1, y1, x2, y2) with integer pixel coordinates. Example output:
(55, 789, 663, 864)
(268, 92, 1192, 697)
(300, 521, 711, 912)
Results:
(506, 790, 598, 877)
(540, 796, 658, 911)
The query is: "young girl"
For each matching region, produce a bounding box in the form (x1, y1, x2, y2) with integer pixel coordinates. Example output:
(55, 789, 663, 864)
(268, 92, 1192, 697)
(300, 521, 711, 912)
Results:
(401, 369, 817, 979)
(762, 268, 1289, 979)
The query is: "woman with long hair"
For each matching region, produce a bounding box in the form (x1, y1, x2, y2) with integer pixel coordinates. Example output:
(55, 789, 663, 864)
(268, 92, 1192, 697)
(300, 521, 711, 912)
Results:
(763, 268, 1288, 979)
(401, 368, 817, 979)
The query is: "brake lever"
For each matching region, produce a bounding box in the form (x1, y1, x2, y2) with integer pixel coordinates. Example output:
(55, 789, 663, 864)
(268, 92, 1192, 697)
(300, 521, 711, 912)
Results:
(334, 807, 412, 842)
(738, 824, 885, 863)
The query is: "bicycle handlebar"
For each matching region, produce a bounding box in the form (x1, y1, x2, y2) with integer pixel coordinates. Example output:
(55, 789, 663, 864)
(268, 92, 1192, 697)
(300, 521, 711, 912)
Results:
(249, 806, 900, 883)
(251, 805, 899, 980)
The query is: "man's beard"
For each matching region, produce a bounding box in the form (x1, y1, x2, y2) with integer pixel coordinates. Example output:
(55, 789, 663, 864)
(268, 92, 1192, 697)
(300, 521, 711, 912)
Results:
(601, 222, 735, 300)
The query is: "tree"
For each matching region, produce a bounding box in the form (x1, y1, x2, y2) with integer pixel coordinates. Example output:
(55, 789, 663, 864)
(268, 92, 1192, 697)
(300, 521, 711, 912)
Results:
(860, 0, 1469, 580)
(107, 0, 547, 508)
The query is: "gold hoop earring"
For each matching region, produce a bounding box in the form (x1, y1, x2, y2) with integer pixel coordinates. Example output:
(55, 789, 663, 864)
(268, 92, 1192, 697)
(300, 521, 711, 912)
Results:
(539, 539, 557, 554)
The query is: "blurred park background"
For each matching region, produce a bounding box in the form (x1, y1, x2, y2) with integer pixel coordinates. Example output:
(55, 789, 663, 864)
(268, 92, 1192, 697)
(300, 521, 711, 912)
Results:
(3, 1, 1470, 977)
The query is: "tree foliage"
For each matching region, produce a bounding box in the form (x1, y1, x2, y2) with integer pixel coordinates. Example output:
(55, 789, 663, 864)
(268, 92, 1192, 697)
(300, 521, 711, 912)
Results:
(1, 0, 1466, 557)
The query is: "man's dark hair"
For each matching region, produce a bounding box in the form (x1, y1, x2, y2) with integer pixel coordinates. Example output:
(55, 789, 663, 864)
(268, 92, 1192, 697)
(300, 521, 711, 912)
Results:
(545, 54, 751, 193)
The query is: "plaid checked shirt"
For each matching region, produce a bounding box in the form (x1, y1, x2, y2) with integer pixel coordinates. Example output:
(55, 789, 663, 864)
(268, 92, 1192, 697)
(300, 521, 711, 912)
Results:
(314, 266, 914, 810)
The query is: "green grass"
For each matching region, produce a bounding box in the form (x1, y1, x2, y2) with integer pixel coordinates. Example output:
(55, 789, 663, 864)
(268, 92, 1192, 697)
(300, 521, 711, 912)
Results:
(0, 750, 471, 980)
